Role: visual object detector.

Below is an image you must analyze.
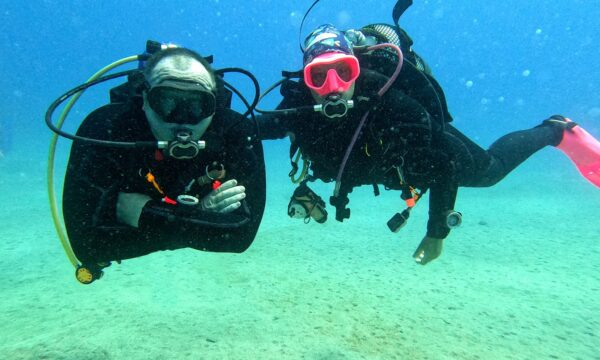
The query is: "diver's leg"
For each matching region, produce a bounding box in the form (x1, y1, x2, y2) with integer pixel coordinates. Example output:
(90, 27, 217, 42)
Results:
(446, 121, 562, 187)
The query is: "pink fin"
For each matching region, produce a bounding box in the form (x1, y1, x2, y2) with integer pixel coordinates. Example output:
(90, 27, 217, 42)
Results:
(557, 118, 600, 188)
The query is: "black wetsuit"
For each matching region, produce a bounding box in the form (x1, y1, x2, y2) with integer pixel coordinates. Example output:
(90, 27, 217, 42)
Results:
(259, 68, 561, 239)
(63, 100, 266, 265)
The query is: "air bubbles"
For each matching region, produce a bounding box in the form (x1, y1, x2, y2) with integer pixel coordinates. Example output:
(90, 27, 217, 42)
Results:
(535, 28, 542, 35)
(465, 80, 474, 88)
(522, 69, 531, 77)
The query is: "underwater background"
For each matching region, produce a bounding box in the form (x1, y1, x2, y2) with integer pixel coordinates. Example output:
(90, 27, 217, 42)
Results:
(1, 0, 599, 359)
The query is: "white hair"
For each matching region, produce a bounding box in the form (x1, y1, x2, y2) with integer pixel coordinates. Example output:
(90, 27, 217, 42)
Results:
(147, 55, 216, 92)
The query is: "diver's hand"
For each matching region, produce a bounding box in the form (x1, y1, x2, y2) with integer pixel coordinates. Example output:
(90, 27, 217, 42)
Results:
(413, 236, 444, 265)
(117, 192, 152, 228)
(201, 179, 246, 213)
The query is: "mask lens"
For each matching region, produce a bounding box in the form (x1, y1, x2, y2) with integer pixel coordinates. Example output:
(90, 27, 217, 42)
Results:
(309, 62, 354, 87)
(309, 65, 329, 87)
(148, 86, 216, 124)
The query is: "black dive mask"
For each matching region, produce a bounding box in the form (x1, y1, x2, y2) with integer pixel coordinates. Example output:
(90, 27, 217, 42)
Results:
(147, 80, 216, 125)
(314, 94, 354, 119)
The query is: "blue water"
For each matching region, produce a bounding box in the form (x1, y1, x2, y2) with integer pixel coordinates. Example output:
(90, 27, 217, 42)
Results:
(1, 1, 599, 359)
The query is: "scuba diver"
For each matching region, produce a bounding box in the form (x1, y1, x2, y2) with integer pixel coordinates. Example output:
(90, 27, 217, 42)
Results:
(256, 2, 600, 265)
(51, 46, 266, 283)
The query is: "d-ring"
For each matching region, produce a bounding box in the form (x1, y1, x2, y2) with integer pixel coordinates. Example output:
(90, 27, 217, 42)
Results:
(205, 163, 225, 180)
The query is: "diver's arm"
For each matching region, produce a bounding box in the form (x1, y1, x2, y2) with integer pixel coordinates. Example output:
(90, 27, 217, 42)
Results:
(80, 181, 253, 262)
(413, 182, 458, 265)
(138, 200, 250, 230)
(256, 113, 292, 140)
(426, 183, 458, 239)
(257, 88, 311, 141)
(122, 179, 247, 229)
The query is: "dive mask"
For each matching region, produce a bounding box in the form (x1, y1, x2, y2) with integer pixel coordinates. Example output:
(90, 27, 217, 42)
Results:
(147, 79, 216, 124)
(304, 53, 360, 97)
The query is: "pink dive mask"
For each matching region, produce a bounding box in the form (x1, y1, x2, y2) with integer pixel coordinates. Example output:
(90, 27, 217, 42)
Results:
(303, 52, 360, 96)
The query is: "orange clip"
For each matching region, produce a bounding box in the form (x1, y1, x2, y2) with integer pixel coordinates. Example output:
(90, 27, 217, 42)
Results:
(145, 172, 165, 196)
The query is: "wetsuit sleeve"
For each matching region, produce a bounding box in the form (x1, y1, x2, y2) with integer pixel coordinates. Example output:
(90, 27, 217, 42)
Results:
(426, 182, 458, 239)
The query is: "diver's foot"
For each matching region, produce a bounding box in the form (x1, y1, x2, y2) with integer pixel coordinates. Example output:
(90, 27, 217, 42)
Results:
(543, 115, 577, 130)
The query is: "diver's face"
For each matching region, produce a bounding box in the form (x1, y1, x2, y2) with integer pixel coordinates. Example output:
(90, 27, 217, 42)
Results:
(142, 56, 216, 141)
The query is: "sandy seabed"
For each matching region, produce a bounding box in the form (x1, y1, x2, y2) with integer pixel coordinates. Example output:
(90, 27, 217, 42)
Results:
(0, 152, 598, 360)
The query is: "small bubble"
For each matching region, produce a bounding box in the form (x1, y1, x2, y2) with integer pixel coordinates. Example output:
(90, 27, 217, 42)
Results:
(481, 98, 489, 105)
(465, 80, 474, 88)
(535, 28, 542, 35)
(522, 69, 531, 77)
(498, 96, 505, 103)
